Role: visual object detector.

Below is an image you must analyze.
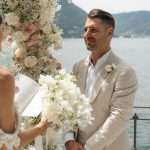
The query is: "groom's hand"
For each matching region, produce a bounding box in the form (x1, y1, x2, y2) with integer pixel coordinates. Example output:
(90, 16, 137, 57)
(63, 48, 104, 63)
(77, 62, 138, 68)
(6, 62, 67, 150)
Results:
(65, 140, 84, 150)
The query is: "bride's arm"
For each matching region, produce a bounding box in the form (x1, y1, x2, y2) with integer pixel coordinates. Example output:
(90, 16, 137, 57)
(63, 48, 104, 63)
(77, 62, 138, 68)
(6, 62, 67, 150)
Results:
(0, 69, 16, 133)
(0, 69, 48, 149)
(18, 119, 48, 147)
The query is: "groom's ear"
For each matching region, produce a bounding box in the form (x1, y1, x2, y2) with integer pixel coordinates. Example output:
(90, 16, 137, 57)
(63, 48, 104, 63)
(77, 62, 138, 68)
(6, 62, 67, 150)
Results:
(107, 27, 113, 36)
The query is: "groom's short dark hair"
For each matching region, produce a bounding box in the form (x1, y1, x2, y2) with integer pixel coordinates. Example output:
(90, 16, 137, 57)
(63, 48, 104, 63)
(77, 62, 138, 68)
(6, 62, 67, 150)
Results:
(88, 9, 115, 30)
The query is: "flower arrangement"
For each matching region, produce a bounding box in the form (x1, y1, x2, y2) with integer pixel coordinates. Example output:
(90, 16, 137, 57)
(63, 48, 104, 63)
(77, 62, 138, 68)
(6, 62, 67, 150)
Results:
(39, 70, 94, 131)
(39, 70, 94, 149)
(0, 0, 63, 80)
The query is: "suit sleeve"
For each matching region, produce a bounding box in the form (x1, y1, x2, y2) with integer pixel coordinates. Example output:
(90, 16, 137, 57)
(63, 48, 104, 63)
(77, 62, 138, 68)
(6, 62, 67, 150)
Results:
(85, 67, 138, 149)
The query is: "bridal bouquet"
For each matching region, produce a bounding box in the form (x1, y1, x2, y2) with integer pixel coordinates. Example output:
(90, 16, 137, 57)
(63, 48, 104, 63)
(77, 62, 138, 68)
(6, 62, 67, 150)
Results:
(39, 69, 94, 133)
(39, 70, 94, 149)
(0, 0, 62, 80)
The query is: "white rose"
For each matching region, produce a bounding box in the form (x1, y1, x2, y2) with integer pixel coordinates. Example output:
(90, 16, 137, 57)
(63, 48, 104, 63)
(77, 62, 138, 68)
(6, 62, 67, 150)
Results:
(5, 13, 19, 26)
(24, 56, 38, 68)
(54, 38, 63, 49)
(42, 102, 60, 123)
(14, 31, 29, 42)
(105, 65, 113, 73)
(7, 0, 18, 9)
(49, 7, 56, 21)
(42, 24, 52, 34)
(40, 11, 50, 25)
(48, 31, 63, 49)
(15, 48, 26, 59)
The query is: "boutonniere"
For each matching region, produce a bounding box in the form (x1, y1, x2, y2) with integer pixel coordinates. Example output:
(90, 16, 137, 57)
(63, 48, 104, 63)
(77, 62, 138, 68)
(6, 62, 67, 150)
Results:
(105, 63, 117, 73)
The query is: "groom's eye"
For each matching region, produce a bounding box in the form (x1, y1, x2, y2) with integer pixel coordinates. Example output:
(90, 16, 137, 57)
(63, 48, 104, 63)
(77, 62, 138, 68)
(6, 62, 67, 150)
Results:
(90, 28, 98, 33)
(84, 27, 98, 34)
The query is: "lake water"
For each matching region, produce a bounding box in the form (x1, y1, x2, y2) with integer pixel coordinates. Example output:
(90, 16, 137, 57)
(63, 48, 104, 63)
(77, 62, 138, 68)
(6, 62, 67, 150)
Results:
(0, 38, 150, 149)
(55, 38, 150, 149)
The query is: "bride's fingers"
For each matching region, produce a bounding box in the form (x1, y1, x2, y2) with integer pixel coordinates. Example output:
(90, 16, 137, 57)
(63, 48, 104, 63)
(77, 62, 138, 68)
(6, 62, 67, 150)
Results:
(37, 120, 49, 135)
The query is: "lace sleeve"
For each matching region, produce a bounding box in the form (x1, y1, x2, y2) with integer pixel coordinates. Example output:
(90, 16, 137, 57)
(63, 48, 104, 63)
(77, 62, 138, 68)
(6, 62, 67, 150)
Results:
(0, 111, 21, 150)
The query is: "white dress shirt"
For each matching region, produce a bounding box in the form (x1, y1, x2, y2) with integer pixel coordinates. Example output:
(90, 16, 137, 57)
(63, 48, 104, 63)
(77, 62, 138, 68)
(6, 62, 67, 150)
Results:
(85, 50, 111, 99)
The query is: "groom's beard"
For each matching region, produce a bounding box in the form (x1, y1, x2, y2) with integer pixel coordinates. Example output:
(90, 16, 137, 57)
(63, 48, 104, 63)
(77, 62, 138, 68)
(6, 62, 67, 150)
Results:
(86, 43, 100, 52)
(84, 38, 99, 52)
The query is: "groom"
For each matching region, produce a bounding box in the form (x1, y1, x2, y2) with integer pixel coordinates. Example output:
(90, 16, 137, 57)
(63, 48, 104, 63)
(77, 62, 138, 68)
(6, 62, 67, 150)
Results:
(65, 9, 138, 150)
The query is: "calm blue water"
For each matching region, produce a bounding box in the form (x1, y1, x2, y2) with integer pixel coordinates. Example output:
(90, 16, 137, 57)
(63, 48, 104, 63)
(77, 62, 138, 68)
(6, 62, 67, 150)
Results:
(54, 38, 150, 149)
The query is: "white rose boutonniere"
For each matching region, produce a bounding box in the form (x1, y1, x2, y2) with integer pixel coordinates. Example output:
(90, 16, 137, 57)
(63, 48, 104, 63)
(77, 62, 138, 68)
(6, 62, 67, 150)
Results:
(105, 63, 117, 73)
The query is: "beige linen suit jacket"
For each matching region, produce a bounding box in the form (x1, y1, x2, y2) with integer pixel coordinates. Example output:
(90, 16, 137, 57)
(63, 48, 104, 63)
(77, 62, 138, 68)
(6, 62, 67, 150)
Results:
(73, 51, 137, 150)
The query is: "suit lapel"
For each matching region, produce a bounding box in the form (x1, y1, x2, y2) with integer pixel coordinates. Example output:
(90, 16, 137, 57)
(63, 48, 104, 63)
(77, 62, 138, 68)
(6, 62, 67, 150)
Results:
(79, 58, 89, 94)
(90, 51, 119, 103)
(90, 63, 109, 102)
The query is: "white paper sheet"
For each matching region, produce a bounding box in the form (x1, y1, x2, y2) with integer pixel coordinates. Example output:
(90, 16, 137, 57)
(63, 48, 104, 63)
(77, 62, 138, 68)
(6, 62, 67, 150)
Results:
(15, 74, 42, 116)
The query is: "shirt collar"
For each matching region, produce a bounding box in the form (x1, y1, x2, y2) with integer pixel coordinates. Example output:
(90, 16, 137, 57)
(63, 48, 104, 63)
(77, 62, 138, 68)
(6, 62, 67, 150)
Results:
(87, 50, 111, 73)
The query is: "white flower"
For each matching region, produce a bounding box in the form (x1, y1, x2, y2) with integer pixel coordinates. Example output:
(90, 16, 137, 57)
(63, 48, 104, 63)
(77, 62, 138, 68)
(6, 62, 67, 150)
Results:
(1, 0, 62, 81)
(42, 102, 60, 123)
(15, 48, 26, 59)
(39, 75, 56, 87)
(7, 0, 18, 9)
(54, 36, 63, 49)
(105, 63, 117, 73)
(5, 13, 19, 26)
(42, 24, 52, 34)
(24, 56, 38, 68)
(14, 31, 29, 42)
(1, 0, 63, 147)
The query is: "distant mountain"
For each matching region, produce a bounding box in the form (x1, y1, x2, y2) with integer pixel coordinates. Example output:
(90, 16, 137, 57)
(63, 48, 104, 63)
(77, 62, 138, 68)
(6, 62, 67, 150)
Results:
(114, 11, 150, 37)
(56, 0, 87, 38)
(56, 1, 150, 37)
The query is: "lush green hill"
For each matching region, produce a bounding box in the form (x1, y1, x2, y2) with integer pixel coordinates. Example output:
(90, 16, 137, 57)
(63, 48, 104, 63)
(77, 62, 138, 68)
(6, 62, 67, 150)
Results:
(114, 11, 150, 37)
(56, 0, 87, 38)
(56, 1, 150, 37)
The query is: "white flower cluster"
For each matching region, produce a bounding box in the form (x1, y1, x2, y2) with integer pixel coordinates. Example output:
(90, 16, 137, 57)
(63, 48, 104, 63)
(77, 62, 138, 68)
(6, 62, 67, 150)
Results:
(0, 0, 63, 80)
(105, 63, 117, 73)
(39, 70, 94, 131)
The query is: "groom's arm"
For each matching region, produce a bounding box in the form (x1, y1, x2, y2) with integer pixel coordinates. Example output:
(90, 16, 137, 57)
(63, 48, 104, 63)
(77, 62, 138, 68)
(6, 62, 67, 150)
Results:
(85, 67, 138, 149)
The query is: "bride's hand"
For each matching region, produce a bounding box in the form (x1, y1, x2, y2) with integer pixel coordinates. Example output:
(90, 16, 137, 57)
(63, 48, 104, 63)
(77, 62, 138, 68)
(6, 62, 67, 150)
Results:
(36, 118, 49, 135)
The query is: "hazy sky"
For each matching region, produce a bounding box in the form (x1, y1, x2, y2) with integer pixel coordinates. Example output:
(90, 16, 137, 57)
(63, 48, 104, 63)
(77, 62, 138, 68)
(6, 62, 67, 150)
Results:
(72, 0, 150, 14)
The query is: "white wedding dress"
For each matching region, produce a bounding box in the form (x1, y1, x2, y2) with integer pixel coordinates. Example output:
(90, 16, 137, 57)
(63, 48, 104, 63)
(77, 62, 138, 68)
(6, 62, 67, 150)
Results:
(0, 112, 21, 150)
